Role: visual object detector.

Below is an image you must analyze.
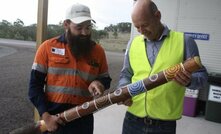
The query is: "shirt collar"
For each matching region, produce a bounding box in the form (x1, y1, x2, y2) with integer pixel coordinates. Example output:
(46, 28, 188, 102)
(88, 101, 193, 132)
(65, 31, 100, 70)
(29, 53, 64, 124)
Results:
(144, 24, 170, 42)
(57, 33, 67, 44)
(160, 24, 170, 40)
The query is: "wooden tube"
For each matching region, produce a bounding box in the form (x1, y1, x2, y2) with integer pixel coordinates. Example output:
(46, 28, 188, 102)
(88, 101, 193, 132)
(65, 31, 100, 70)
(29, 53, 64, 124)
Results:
(10, 56, 202, 134)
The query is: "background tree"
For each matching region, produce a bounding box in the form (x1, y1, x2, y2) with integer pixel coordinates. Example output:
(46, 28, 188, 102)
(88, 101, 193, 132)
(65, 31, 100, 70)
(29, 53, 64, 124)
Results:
(113, 31, 118, 39)
(13, 19, 25, 40)
(117, 22, 131, 33)
(0, 20, 13, 38)
(24, 24, 37, 41)
(104, 22, 131, 33)
(47, 23, 64, 39)
(0, 19, 131, 42)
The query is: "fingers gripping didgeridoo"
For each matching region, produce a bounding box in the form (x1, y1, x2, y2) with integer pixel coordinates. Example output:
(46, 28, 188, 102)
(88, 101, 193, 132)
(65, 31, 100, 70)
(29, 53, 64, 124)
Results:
(10, 56, 202, 134)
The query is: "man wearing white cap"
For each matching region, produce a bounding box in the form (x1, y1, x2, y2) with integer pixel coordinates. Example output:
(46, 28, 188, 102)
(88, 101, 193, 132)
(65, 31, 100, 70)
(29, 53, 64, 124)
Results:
(28, 3, 112, 134)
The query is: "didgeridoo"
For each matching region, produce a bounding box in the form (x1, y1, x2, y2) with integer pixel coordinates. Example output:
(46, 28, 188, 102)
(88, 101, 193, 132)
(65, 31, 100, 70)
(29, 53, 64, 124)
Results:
(10, 56, 202, 134)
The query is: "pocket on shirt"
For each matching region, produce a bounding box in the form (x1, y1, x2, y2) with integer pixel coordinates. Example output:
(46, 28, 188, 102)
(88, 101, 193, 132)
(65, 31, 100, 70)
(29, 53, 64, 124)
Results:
(49, 56, 70, 64)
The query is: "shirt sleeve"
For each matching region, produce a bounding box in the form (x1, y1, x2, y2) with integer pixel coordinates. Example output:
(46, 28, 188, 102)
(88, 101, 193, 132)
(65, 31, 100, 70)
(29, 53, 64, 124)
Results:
(29, 70, 47, 116)
(184, 35, 208, 89)
(95, 45, 112, 89)
(28, 42, 49, 116)
(118, 40, 134, 88)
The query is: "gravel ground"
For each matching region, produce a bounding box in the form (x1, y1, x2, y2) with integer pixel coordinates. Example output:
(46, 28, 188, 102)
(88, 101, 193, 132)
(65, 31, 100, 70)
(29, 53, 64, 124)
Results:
(0, 43, 124, 134)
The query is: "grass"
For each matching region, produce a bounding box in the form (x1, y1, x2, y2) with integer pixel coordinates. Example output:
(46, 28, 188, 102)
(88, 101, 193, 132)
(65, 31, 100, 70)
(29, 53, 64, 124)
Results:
(99, 32, 131, 52)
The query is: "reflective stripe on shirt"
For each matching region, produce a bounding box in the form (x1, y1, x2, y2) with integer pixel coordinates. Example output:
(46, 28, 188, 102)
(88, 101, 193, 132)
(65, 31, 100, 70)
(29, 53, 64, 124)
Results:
(32, 63, 47, 73)
(46, 85, 91, 97)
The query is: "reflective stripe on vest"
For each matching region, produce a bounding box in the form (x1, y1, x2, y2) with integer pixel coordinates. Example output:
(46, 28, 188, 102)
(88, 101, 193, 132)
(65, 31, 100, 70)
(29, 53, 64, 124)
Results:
(128, 31, 185, 120)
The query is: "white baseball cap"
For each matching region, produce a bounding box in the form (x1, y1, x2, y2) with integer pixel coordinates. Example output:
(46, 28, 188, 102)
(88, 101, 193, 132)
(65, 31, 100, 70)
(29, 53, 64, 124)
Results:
(65, 3, 95, 24)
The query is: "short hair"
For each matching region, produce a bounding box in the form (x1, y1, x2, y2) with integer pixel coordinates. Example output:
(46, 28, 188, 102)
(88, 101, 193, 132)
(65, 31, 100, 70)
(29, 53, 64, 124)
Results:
(149, 1, 158, 15)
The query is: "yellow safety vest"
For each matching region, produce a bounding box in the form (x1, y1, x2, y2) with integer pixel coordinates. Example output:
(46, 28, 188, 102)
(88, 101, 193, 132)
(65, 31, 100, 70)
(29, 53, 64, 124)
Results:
(128, 31, 185, 120)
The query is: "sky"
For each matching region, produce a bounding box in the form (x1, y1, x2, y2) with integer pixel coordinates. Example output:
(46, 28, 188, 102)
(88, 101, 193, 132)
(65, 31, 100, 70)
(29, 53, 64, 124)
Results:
(0, 0, 134, 29)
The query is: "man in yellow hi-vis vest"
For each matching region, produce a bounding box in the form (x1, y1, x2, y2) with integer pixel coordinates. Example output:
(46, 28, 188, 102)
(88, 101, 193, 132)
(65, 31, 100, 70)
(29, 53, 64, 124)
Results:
(118, 0, 208, 134)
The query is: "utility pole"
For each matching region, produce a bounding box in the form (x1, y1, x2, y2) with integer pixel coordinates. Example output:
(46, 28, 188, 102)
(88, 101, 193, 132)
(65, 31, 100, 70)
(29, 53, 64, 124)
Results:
(34, 0, 48, 121)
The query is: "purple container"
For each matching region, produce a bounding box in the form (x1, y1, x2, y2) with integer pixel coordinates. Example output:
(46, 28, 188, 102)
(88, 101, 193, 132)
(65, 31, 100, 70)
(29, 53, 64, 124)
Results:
(182, 89, 199, 117)
(183, 97, 198, 117)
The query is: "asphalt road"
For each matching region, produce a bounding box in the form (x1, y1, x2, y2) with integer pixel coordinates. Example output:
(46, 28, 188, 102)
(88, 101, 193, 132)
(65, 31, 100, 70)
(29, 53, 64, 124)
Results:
(0, 39, 125, 134)
(0, 40, 36, 133)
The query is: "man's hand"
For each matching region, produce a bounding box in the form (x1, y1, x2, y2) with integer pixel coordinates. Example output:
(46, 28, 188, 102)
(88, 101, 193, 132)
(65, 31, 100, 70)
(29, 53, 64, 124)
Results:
(42, 112, 65, 132)
(88, 80, 105, 96)
(118, 98, 133, 106)
(173, 70, 191, 86)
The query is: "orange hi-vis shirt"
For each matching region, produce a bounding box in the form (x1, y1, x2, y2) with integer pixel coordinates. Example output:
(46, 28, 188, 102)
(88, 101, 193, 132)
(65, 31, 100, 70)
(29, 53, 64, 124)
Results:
(32, 36, 110, 105)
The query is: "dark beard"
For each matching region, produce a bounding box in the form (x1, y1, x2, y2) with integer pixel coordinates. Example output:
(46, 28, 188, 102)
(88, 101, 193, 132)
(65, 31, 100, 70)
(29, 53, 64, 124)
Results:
(66, 30, 95, 58)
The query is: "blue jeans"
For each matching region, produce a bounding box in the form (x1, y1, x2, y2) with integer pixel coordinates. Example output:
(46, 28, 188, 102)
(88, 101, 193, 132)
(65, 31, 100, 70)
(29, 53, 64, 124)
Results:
(122, 112, 176, 134)
(45, 114, 94, 134)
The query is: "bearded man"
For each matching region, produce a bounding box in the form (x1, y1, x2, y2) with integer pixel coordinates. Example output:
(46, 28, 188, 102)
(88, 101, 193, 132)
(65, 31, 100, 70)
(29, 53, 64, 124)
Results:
(28, 3, 111, 134)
